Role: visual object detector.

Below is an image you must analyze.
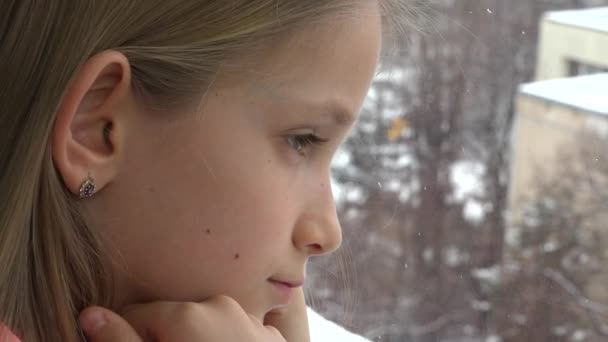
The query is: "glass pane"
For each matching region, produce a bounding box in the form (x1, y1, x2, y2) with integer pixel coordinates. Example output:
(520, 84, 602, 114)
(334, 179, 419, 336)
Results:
(308, 2, 608, 341)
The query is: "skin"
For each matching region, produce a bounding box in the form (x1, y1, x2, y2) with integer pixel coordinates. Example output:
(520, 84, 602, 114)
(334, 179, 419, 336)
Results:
(52, 0, 382, 338)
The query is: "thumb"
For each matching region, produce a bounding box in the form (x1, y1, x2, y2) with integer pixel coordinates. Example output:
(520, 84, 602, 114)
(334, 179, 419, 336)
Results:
(79, 306, 142, 342)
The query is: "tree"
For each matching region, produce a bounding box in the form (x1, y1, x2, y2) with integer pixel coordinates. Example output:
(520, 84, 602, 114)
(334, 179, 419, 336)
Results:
(308, 1, 608, 341)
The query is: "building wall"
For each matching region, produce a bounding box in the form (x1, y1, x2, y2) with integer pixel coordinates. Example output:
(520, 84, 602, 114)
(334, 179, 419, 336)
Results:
(510, 8, 608, 306)
(508, 95, 588, 216)
(535, 20, 608, 80)
(508, 94, 608, 303)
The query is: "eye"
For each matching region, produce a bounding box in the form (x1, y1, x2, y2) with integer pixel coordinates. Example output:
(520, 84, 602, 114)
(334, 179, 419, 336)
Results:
(286, 134, 328, 155)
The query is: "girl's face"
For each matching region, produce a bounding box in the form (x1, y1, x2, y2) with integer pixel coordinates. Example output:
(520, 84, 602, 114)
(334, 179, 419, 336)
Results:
(88, 3, 381, 321)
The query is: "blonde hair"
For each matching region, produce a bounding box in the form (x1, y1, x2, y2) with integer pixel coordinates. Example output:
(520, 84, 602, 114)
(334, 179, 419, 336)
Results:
(0, 1, 413, 341)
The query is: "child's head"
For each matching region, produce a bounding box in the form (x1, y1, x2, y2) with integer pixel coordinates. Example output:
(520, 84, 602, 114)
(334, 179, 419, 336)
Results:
(1, 1, 411, 341)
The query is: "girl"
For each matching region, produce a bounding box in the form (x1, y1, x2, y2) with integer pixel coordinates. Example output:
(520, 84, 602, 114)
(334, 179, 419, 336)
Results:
(0, 1, 410, 341)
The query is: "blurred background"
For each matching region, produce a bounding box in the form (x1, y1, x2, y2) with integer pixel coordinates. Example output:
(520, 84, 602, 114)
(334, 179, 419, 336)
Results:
(306, 0, 608, 341)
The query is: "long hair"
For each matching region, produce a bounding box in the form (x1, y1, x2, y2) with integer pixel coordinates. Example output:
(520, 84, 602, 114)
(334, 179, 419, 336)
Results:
(0, 1, 414, 341)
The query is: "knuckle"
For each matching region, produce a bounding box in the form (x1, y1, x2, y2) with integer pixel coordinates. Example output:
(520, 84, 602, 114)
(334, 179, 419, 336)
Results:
(171, 302, 206, 327)
(212, 295, 238, 306)
(209, 295, 243, 313)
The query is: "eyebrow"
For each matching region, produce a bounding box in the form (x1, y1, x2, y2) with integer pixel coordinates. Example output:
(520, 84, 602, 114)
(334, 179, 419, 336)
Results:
(309, 100, 356, 129)
(275, 93, 357, 130)
(250, 80, 357, 128)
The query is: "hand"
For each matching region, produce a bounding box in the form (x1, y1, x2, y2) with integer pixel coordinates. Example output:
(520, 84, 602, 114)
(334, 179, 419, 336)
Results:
(264, 287, 310, 342)
(79, 295, 286, 342)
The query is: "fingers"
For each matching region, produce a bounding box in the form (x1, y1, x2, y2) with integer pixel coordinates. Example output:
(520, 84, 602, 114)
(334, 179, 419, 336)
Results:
(262, 323, 286, 340)
(248, 312, 286, 340)
(118, 296, 234, 339)
(79, 307, 142, 342)
(120, 296, 286, 342)
(264, 288, 310, 342)
(80, 296, 289, 342)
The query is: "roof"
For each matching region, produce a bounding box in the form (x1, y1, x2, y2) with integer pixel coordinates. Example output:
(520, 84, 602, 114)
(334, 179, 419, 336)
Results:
(519, 73, 608, 116)
(544, 7, 608, 33)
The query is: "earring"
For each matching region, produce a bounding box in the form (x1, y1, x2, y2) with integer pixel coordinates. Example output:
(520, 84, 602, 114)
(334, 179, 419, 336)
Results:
(78, 173, 96, 199)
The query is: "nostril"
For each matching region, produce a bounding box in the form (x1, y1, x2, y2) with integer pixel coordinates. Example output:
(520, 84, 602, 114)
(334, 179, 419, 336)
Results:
(309, 243, 323, 254)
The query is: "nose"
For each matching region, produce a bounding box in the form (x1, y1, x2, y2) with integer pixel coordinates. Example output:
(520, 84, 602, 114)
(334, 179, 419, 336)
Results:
(292, 178, 342, 256)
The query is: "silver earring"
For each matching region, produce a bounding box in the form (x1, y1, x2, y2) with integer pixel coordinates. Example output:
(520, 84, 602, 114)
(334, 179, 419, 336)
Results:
(78, 173, 96, 199)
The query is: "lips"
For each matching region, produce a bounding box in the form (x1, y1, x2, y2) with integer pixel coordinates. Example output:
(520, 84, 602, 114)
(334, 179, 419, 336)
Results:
(268, 278, 304, 288)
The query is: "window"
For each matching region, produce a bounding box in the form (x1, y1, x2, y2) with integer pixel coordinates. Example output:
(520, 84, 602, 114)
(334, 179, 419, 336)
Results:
(309, 3, 608, 342)
(568, 59, 608, 77)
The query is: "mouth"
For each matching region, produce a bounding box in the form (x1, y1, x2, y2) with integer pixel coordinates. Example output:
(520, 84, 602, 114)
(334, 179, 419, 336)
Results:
(268, 278, 304, 305)
(268, 278, 304, 288)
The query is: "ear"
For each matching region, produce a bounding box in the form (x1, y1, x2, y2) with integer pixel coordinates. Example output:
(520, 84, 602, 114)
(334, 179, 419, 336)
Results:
(52, 50, 132, 198)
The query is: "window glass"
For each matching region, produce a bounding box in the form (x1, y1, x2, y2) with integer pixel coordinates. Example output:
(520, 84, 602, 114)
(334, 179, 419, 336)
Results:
(308, 2, 608, 341)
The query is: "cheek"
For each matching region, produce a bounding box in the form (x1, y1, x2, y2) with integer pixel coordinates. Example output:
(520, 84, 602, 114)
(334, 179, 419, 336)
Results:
(212, 174, 297, 253)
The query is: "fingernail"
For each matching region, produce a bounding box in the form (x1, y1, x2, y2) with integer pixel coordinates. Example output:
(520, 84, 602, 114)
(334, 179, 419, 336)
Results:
(80, 309, 107, 337)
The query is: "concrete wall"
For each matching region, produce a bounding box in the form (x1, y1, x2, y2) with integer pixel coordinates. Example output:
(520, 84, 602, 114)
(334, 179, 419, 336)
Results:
(535, 20, 608, 80)
(508, 94, 590, 215)
(509, 8, 608, 305)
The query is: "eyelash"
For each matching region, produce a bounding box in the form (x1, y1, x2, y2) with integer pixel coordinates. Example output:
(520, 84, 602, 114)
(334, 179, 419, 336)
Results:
(286, 134, 328, 155)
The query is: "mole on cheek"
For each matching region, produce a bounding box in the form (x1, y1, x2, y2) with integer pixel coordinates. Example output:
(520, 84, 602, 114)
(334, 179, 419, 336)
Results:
(234, 253, 240, 260)
(206, 229, 212, 235)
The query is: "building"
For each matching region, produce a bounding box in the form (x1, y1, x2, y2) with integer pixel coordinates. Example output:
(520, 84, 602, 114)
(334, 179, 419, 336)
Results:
(535, 7, 608, 80)
(508, 73, 608, 213)
(509, 6, 608, 218)
(508, 7, 608, 303)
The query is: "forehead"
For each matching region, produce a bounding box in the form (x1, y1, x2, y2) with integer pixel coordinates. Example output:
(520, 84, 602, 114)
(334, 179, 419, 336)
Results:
(253, 5, 380, 71)
(210, 3, 382, 116)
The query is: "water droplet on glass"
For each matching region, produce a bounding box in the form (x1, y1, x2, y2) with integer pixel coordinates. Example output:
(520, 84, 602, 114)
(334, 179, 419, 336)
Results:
(378, 181, 383, 189)
(487, 8, 493, 14)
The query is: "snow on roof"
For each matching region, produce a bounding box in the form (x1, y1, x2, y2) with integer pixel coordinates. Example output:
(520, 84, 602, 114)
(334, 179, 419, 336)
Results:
(544, 7, 608, 33)
(519, 73, 608, 116)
